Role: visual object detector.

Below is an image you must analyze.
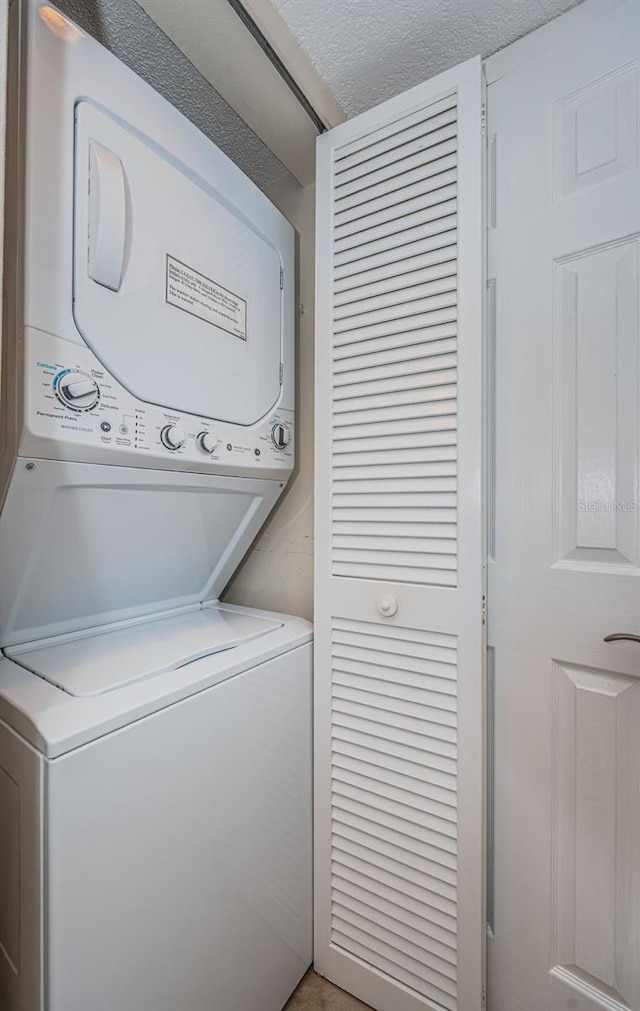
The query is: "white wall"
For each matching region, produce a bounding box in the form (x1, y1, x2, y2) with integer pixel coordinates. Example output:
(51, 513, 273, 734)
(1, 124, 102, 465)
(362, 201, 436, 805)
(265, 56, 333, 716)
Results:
(223, 179, 315, 621)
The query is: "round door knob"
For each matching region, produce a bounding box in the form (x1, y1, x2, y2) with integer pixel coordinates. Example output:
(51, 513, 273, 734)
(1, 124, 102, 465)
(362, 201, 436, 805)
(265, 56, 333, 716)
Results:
(377, 596, 398, 617)
(160, 425, 186, 450)
(197, 431, 218, 455)
(55, 370, 100, 411)
(271, 423, 290, 450)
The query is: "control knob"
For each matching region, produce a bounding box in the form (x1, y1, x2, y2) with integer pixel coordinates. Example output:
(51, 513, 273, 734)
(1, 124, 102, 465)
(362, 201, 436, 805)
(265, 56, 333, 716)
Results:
(55, 370, 100, 411)
(160, 425, 187, 450)
(271, 423, 290, 451)
(197, 431, 219, 455)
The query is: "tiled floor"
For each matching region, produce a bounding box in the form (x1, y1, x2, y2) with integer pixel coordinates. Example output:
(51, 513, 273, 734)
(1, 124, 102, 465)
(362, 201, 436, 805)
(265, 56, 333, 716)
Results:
(284, 970, 373, 1010)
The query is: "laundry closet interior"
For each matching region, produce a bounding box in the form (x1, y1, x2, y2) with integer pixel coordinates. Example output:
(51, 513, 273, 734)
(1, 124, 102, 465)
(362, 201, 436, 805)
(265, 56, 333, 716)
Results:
(0, 2, 637, 1011)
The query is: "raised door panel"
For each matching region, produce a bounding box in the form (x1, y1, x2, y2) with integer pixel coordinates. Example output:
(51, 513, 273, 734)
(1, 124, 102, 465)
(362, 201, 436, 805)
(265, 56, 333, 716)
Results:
(554, 237, 639, 570)
(552, 662, 640, 1010)
(554, 62, 639, 201)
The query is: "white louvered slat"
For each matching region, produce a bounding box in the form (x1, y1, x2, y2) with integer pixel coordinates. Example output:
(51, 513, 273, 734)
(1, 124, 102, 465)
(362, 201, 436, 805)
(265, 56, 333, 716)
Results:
(331, 109, 456, 594)
(335, 401, 457, 431)
(335, 162, 458, 238)
(333, 521, 455, 538)
(334, 459, 456, 479)
(332, 889, 456, 966)
(336, 122, 456, 186)
(333, 806, 457, 866)
(315, 57, 483, 1011)
(333, 329, 457, 365)
(331, 818, 456, 893)
(334, 346, 457, 380)
(330, 930, 457, 1011)
(327, 618, 460, 1006)
(333, 677, 457, 722)
(334, 222, 457, 277)
(335, 137, 457, 203)
(333, 656, 457, 691)
(332, 766, 458, 824)
(334, 411, 454, 438)
(334, 277, 458, 325)
(334, 330, 457, 364)
(332, 733, 456, 782)
(334, 240, 457, 293)
(332, 903, 457, 983)
(334, 375, 457, 405)
(334, 212, 457, 269)
(335, 173, 458, 237)
(332, 892, 457, 970)
(333, 740, 456, 785)
(334, 98, 458, 167)
(331, 867, 457, 946)
(335, 181, 458, 243)
(334, 264, 457, 313)
(332, 534, 454, 555)
(334, 440, 456, 461)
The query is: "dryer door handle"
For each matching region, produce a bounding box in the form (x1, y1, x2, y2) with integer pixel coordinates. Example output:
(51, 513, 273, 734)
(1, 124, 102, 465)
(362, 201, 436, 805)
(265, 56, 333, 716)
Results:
(88, 140, 126, 291)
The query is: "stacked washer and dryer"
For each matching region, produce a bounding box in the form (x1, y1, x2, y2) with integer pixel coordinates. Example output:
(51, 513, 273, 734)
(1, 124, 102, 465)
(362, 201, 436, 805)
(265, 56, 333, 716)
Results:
(0, 3, 312, 1010)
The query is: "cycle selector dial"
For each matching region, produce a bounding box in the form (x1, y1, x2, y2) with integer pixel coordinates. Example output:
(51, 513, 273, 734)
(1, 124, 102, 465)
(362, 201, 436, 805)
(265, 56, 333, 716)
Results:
(54, 370, 100, 411)
(271, 423, 290, 451)
(160, 425, 187, 450)
(197, 431, 219, 455)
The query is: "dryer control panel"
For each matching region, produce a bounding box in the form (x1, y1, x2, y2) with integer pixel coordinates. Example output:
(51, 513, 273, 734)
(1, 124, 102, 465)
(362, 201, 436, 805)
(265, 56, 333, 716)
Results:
(23, 329, 294, 478)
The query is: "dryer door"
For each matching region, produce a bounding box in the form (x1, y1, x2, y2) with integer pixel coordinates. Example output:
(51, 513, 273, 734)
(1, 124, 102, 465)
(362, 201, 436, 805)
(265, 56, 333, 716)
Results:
(73, 102, 283, 426)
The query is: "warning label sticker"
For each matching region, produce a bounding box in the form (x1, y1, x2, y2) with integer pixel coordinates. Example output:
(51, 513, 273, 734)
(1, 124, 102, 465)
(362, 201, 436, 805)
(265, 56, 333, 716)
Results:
(166, 255, 247, 341)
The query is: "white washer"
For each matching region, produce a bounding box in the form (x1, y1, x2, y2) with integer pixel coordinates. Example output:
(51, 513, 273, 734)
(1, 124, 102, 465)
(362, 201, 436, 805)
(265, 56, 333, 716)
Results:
(0, 4, 312, 1010)
(0, 608, 312, 1011)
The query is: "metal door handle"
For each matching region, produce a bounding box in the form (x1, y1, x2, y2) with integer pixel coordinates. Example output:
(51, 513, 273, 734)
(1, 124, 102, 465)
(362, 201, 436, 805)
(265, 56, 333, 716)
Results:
(603, 632, 640, 643)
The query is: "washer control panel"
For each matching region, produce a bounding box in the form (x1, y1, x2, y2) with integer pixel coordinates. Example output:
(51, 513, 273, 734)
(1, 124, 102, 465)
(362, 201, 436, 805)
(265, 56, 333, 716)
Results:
(25, 330, 294, 476)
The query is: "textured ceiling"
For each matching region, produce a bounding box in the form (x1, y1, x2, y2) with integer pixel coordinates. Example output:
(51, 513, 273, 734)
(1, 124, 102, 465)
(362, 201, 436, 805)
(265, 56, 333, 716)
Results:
(54, 0, 291, 191)
(271, 0, 585, 117)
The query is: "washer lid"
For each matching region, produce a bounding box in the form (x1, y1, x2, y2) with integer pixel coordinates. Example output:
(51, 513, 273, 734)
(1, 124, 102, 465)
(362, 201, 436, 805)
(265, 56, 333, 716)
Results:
(5, 606, 282, 697)
(0, 460, 283, 648)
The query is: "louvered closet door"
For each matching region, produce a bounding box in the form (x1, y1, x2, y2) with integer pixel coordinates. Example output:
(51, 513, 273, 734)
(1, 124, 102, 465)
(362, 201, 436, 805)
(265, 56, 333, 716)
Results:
(314, 57, 484, 1011)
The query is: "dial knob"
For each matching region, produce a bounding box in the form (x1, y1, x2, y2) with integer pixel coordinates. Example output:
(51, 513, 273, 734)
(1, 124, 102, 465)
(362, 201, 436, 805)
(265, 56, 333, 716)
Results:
(55, 370, 100, 411)
(271, 423, 290, 451)
(197, 431, 219, 455)
(160, 425, 186, 450)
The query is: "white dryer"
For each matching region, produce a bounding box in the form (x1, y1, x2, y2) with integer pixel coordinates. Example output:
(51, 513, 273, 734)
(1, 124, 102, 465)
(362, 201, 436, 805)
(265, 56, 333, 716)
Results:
(0, 4, 312, 1011)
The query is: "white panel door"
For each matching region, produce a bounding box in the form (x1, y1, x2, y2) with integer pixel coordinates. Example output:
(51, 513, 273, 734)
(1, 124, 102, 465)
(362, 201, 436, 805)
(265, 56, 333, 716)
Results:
(487, 2, 640, 1010)
(315, 58, 485, 1011)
